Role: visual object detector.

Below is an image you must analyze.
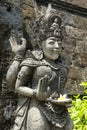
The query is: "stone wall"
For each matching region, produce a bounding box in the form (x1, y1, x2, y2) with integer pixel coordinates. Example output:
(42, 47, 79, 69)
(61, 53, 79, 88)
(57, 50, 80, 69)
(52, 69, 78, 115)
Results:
(0, 0, 87, 129)
(0, 1, 23, 129)
(64, 0, 87, 8)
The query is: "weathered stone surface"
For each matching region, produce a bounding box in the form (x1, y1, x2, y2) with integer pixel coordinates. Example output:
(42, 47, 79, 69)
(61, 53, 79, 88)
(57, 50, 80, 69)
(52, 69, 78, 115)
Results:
(64, 0, 87, 8)
(68, 66, 83, 80)
(73, 16, 87, 30)
(65, 25, 87, 39)
(80, 53, 87, 67)
(65, 66, 84, 94)
(65, 79, 84, 94)
(0, 6, 23, 29)
(0, 1, 23, 129)
(22, 4, 35, 19)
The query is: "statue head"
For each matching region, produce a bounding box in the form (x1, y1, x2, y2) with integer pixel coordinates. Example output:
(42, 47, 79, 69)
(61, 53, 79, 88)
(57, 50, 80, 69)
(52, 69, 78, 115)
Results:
(30, 4, 64, 60)
(42, 37, 62, 60)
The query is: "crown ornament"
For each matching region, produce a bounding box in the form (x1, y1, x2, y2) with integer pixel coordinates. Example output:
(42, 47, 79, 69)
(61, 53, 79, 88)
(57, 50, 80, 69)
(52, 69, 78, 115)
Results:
(30, 4, 64, 48)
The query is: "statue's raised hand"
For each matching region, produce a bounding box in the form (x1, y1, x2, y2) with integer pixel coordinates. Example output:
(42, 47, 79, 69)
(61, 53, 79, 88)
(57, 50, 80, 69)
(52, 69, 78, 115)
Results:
(9, 36, 26, 55)
(36, 75, 51, 101)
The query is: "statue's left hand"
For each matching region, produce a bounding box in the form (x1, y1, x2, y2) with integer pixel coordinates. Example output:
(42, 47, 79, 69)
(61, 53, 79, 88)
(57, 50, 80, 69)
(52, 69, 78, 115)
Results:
(9, 36, 26, 54)
(36, 75, 51, 101)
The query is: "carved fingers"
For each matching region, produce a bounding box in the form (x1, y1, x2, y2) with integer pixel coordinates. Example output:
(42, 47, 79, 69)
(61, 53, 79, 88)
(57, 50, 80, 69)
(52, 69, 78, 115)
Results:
(36, 75, 51, 101)
(9, 36, 17, 48)
(9, 36, 26, 54)
(37, 75, 49, 92)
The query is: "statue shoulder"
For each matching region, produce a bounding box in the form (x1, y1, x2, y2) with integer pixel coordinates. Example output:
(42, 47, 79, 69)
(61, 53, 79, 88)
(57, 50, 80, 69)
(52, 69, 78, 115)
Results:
(20, 58, 40, 67)
(20, 50, 45, 68)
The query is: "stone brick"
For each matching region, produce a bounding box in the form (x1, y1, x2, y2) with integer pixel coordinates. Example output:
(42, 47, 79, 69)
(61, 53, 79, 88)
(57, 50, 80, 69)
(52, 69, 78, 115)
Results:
(68, 66, 84, 80)
(63, 0, 87, 8)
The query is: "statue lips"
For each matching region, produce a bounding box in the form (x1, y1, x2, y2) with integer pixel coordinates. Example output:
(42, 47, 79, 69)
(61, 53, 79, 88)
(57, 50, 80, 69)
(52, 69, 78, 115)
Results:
(53, 49, 60, 54)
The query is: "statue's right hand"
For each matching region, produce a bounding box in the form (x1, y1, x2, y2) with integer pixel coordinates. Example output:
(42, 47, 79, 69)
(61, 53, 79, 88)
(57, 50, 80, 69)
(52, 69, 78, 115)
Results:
(9, 36, 26, 54)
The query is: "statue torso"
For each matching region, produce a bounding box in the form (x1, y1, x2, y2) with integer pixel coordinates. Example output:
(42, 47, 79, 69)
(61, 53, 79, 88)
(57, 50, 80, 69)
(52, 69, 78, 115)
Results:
(19, 55, 69, 128)
(32, 65, 59, 94)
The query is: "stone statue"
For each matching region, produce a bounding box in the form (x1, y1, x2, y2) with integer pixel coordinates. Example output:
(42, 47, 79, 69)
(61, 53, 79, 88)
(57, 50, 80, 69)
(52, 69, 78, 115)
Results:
(6, 4, 73, 130)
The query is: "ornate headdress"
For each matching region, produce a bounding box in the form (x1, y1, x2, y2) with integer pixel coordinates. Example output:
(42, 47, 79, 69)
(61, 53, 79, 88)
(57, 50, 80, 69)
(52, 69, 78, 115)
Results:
(30, 4, 64, 48)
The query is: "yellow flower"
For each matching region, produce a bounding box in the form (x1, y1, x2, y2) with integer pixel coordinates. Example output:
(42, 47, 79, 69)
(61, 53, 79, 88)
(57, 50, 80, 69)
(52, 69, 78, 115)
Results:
(58, 94, 67, 101)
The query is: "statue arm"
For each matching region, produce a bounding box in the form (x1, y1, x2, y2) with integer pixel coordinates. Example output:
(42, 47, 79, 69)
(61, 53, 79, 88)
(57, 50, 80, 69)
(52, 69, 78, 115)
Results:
(6, 36, 26, 88)
(15, 66, 35, 98)
(15, 66, 50, 100)
(6, 51, 25, 88)
(6, 60, 21, 88)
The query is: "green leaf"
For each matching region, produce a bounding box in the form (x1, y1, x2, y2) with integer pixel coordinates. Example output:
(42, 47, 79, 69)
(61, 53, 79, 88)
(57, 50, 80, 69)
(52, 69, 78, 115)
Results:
(79, 82, 87, 87)
(74, 94, 80, 99)
(85, 113, 87, 121)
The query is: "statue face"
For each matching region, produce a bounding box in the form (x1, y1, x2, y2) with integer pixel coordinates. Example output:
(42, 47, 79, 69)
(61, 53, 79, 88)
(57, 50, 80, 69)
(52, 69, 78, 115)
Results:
(42, 37, 62, 60)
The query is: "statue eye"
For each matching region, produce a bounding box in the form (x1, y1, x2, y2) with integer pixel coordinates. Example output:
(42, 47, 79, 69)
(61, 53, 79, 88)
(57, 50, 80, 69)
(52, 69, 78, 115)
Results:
(49, 41, 54, 45)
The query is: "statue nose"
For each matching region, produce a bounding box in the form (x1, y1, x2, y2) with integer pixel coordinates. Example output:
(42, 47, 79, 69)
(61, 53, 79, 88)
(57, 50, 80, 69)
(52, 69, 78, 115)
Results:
(55, 41, 59, 48)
